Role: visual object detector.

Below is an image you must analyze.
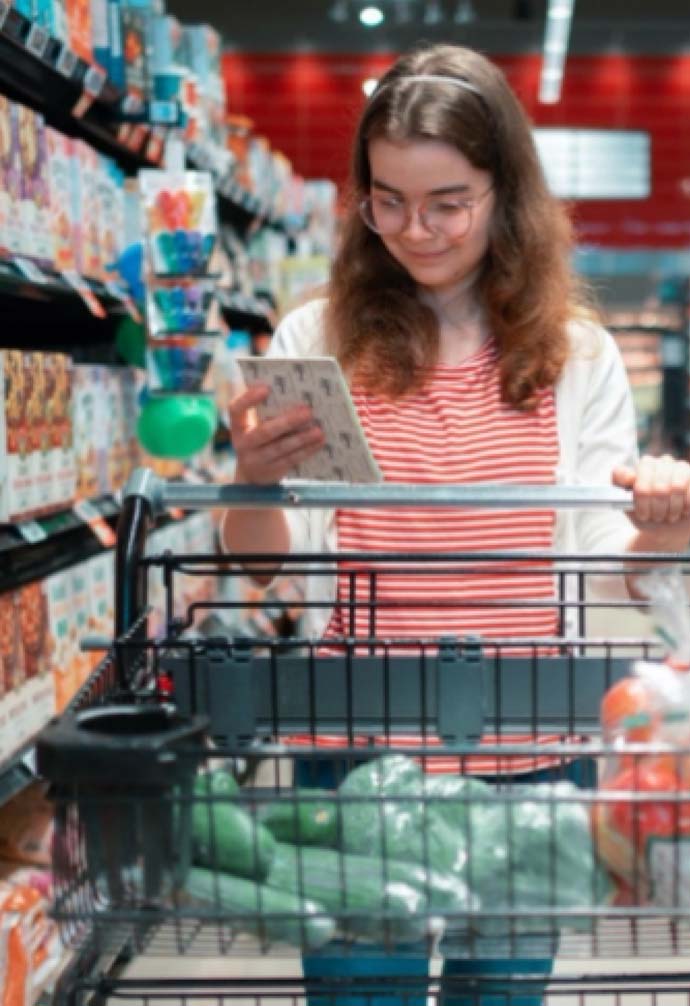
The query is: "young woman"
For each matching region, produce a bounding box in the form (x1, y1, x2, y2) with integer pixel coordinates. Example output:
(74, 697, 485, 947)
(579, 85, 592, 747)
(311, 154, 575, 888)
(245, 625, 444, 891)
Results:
(222, 43, 690, 1006)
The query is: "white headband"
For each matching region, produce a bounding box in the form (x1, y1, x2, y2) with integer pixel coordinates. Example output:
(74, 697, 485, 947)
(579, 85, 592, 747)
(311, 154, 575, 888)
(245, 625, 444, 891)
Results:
(377, 73, 483, 96)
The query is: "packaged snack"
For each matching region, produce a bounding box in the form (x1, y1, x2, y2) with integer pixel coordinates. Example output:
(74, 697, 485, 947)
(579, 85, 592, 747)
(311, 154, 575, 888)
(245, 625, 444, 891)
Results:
(45, 129, 75, 273)
(0, 785, 52, 867)
(0, 98, 21, 258)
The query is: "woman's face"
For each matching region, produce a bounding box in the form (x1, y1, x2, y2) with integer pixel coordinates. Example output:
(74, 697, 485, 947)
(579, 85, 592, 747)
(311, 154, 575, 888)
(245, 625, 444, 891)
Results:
(367, 136, 495, 295)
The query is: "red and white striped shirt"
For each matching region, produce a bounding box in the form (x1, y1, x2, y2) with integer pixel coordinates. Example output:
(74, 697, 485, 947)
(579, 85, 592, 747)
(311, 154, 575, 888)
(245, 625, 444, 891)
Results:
(302, 340, 573, 774)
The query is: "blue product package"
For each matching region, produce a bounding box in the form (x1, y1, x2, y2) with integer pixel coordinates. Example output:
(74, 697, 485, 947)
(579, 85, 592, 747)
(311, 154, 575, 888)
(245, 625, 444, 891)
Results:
(107, 0, 125, 88)
(12, 0, 35, 19)
(35, 0, 68, 40)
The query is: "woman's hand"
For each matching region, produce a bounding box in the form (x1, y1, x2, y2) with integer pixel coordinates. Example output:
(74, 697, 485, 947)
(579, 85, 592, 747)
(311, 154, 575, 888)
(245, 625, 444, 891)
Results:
(613, 455, 690, 552)
(229, 383, 325, 484)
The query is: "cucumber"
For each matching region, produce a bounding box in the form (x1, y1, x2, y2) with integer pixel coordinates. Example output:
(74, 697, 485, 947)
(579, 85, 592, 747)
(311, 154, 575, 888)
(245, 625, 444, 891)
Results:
(197, 767, 241, 798)
(258, 789, 339, 846)
(267, 843, 430, 945)
(192, 775, 275, 880)
(185, 867, 336, 949)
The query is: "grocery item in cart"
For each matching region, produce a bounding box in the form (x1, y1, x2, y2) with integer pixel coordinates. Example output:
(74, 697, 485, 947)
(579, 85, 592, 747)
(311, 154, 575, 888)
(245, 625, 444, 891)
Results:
(338, 755, 612, 938)
(266, 842, 430, 945)
(184, 867, 337, 950)
(192, 770, 276, 881)
(259, 788, 340, 846)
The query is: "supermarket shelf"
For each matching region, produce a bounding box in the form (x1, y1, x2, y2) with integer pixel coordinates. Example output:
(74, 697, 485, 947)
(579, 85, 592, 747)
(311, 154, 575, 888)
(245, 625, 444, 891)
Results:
(218, 289, 275, 333)
(0, 4, 168, 171)
(0, 259, 132, 355)
(188, 147, 300, 235)
(0, 496, 120, 595)
(0, 741, 36, 805)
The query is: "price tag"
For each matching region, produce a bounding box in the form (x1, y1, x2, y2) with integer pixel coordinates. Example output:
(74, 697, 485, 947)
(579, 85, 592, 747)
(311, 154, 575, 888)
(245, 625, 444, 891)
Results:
(121, 92, 144, 117)
(72, 63, 106, 118)
(104, 279, 142, 322)
(149, 100, 179, 126)
(13, 256, 49, 284)
(61, 269, 107, 319)
(0, 0, 9, 29)
(73, 498, 116, 548)
(143, 125, 163, 164)
(126, 123, 148, 152)
(84, 64, 106, 97)
(25, 21, 48, 58)
(55, 43, 77, 78)
(17, 520, 47, 544)
(116, 122, 133, 145)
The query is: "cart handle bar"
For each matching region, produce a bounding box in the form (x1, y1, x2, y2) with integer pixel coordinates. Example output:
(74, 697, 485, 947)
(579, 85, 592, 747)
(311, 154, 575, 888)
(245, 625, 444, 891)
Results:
(125, 467, 634, 513)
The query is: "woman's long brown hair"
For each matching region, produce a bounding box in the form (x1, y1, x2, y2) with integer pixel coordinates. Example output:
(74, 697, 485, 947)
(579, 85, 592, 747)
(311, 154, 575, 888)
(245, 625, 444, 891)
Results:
(326, 45, 590, 410)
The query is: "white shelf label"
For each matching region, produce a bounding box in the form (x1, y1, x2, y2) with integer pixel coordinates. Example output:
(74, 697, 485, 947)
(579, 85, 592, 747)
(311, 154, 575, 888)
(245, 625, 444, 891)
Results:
(17, 520, 47, 544)
(25, 21, 48, 58)
(56, 44, 77, 78)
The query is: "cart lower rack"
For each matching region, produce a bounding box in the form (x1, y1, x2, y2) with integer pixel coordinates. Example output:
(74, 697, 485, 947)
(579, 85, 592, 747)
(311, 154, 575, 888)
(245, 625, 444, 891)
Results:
(36, 472, 690, 1005)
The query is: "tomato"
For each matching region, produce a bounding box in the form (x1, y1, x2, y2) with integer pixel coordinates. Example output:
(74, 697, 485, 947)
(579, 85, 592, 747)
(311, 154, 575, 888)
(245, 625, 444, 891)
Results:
(600, 677, 656, 742)
(608, 759, 690, 847)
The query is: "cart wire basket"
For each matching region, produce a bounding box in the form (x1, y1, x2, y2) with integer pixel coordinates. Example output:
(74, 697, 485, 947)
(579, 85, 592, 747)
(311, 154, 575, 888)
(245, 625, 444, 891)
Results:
(36, 470, 690, 1005)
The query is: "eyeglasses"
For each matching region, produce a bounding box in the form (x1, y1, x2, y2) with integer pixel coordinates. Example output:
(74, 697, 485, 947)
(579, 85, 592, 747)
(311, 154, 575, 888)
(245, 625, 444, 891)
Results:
(359, 186, 493, 239)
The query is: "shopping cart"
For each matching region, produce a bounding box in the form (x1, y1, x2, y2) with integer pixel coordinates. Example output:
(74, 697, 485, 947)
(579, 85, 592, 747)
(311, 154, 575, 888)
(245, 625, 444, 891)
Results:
(36, 470, 690, 1005)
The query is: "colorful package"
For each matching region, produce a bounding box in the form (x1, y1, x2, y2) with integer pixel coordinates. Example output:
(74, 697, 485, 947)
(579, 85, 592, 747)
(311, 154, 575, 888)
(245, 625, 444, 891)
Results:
(139, 169, 217, 276)
(45, 128, 74, 272)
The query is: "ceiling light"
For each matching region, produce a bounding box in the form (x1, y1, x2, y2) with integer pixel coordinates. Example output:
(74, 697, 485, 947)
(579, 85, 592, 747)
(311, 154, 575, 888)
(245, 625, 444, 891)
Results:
(362, 77, 379, 97)
(538, 0, 575, 104)
(423, 0, 443, 25)
(453, 0, 475, 23)
(359, 5, 385, 26)
(329, 0, 348, 21)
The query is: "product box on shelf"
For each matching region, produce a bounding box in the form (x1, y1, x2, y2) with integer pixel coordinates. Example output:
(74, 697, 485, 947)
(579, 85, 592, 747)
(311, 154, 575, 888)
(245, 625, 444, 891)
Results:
(45, 129, 75, 273)
(44, 570, 76, 715)
(0, 591, 24, 699)
(72, 364, 102, 499)
(0, 583, 55, 759)
(2, 351, 34, 522)
(30, 352, 54, 516)
(121, 4, 151, 101)
(17, 108, 51, 266)
(11, 0, 34, 19)
(16, 581, 56, 740)
(0, 98, 19, 259)
(70, 562, 91, 689)
(75, 141, 101, 280)
(35, 0, 68, 43)
(65, 0, 93, 64)
(0, 99, 22, 257)
(48, 353, 76, 508)
(97, 158, 124, 278)
(86, 552, 114, 672)
(67, 141, 85, 275)
(100, 368, 125, 493)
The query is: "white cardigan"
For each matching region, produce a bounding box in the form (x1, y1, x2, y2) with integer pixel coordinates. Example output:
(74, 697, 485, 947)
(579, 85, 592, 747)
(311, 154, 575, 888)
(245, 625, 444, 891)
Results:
(260, 298, 639, 638)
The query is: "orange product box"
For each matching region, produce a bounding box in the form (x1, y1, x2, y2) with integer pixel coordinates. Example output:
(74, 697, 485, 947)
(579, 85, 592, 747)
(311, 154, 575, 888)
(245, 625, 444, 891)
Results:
(0, 591, 24, 699)
(17, 582, 49, 682)
(64, 0, 92, 64)
(0, 784, 53, 867)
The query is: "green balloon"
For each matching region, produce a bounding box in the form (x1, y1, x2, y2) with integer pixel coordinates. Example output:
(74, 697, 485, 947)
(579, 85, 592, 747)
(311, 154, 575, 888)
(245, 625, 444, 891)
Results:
(115, 316, 146, 368)
(137, 394, 217, 459)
